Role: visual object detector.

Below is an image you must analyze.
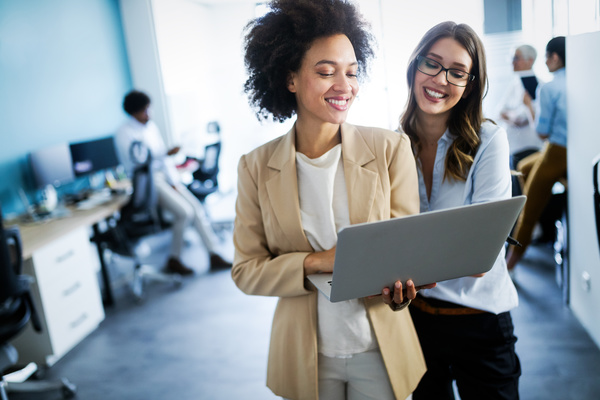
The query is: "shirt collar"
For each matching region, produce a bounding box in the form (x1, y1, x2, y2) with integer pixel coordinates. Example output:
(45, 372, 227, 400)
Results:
(515, 69, 536, 78)
(128, 115, 147, 129)
(440, 128, 455, 144)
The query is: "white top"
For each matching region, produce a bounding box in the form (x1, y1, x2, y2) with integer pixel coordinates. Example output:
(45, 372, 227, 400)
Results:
(417, 122, 519, 314)
(497, 70, 544, 154)
(115, 117, 180, 185)
(296, 144, 377, 358)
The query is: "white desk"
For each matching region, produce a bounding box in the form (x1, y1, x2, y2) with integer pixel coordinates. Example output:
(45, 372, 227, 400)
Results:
(9, 195, 128, 367)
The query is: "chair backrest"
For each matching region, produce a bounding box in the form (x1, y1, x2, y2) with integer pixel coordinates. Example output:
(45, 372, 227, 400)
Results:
(0, 204, 41, 344)
(201, 142, 221, 175)
(193, 141, 221, 186)
(120, 142, 161, 234)
(0, 205, 23, 303)
(593, 155, 600, 254)
(129, 139, 151, 166)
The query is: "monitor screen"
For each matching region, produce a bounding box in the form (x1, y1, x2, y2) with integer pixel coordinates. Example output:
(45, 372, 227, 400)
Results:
(29, 143, 76, 188)
(69, 136, 120, 177)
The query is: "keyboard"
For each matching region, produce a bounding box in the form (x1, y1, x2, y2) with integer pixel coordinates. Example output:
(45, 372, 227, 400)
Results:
(75, 191, 113, 210)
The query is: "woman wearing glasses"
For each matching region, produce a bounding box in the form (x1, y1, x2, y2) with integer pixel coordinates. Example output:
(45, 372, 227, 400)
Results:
(397, 21, 521, 399)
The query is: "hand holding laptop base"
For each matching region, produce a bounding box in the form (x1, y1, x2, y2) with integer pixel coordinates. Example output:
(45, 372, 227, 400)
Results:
(306, 246, 438, 309)
(379, 279, 437, 311)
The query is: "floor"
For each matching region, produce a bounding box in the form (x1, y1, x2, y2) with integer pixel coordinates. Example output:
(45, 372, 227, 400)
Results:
(7, 195, 600, 399)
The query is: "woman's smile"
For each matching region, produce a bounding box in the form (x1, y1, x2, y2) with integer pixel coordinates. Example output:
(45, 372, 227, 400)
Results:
(326, 96, 351, 110)
(423, 87, 447, 100)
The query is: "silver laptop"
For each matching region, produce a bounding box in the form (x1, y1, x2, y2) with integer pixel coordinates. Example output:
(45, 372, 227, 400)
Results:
(307, 195, 526, 302)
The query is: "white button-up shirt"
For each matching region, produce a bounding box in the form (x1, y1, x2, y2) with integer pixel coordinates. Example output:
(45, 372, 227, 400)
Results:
(497, 69, 545, 154)
(417, 121, 518, 314)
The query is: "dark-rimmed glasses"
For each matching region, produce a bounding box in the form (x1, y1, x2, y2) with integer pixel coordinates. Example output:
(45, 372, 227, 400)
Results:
(416, 55, 475, 87)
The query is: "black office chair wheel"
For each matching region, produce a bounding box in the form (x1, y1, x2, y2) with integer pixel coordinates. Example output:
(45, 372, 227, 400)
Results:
(61, 378, 77, 399)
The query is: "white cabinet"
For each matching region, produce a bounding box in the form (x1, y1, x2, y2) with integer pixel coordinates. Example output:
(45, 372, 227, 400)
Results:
(10, 226, 105, 367)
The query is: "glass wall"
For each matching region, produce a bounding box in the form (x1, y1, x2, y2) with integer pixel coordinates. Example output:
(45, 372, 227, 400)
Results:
(147, 0, 599, 193)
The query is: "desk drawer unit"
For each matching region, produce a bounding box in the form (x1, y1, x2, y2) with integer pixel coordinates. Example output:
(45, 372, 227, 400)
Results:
(11, 226, 105, 367)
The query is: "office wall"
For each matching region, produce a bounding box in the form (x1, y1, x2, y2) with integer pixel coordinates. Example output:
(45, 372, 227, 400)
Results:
(148, 0, 486, 193)
(152, 0, 212, 150)
(119, 0, 172, 146)
(0, 0, 131, 216)
(567, 31, 600, 348)
(151, 2, 295, 193)
(375, 0, 485, 130)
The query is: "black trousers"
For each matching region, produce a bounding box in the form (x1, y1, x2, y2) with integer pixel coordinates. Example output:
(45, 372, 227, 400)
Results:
(410, 306, 521, 400)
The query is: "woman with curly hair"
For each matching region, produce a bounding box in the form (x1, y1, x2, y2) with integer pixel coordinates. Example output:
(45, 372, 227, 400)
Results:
(399, 22, 521, 399)
(232, 0, 434, 399)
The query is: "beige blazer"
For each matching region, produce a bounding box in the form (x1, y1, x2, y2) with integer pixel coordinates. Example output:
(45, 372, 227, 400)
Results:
(232, 123, 426, 400)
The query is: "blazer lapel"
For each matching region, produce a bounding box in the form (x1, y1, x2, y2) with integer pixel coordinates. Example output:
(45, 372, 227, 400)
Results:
(341, 123, 378, 224)
(265, 126, 313, 251)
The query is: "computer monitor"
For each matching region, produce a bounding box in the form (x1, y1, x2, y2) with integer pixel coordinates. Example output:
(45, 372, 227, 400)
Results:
(69, 136, 120, 177)
(28, 142, 76, 188)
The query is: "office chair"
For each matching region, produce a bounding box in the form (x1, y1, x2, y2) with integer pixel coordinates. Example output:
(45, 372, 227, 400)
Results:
(0, 208, 76, 399)
(593, 154, 600, 256)
(188, 141, 221, 203)
(92, 141, 181, 301)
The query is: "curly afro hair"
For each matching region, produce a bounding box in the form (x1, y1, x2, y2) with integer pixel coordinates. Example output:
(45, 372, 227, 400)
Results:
(123, 90, 151, 116)
(243, 0, 375, 122)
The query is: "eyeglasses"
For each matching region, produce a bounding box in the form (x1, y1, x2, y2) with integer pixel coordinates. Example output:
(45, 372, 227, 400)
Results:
(416, 55, 475, 87)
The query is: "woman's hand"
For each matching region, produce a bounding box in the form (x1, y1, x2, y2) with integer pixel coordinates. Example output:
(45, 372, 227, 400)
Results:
(380, 280, 437, 309)
(303, 247, 336, 276)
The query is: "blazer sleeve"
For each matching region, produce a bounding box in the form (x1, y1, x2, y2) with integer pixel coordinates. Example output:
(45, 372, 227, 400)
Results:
(231, 155, 312, 298)
(389, 133, 420, 218)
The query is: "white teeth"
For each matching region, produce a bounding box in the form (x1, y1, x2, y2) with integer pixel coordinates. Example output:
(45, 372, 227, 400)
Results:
(327, 99, 347, 106)
(425, 88, 444, 99)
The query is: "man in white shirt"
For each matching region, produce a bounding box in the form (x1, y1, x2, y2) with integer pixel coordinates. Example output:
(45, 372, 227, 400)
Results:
(115, 90, 231, 274)
(498, 44, 545, 188)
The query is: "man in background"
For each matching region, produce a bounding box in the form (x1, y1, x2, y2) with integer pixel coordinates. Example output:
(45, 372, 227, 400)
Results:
(116, 90, 231, 275)
(498, 44, 545, 189)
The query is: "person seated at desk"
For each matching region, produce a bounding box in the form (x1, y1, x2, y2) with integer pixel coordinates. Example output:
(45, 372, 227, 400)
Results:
(115, 90, 231, 274)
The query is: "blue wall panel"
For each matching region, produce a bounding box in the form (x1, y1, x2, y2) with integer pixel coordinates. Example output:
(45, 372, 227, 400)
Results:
(0, 0, 131, 216)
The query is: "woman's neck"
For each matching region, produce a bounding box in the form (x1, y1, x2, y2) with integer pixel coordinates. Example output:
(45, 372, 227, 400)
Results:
(415, 110, 449, 148)
(295, 119, 341, 159)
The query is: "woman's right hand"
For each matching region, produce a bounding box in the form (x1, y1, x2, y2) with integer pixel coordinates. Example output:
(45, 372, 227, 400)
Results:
(303, 247, 336, 276)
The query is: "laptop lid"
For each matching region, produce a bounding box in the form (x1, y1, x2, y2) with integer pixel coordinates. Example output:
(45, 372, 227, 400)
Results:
(308, 196, 526, 302)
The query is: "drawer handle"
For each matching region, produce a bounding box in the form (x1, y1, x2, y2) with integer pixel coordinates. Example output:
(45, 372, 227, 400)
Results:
(62, 281, 82, 297)
(55, 249, 75, 263)
(69, 312, 88, 329)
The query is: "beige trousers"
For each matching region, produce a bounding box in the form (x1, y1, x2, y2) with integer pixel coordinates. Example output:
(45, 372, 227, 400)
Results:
(513, 142, 567, 254)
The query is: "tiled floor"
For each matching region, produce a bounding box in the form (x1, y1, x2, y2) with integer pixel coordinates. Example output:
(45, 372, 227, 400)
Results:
(511, 244, 600, 400)
(6, 201, 600, 399)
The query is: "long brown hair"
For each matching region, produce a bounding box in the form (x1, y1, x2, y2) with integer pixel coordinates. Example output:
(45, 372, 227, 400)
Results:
(400, 21, 489, 181)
